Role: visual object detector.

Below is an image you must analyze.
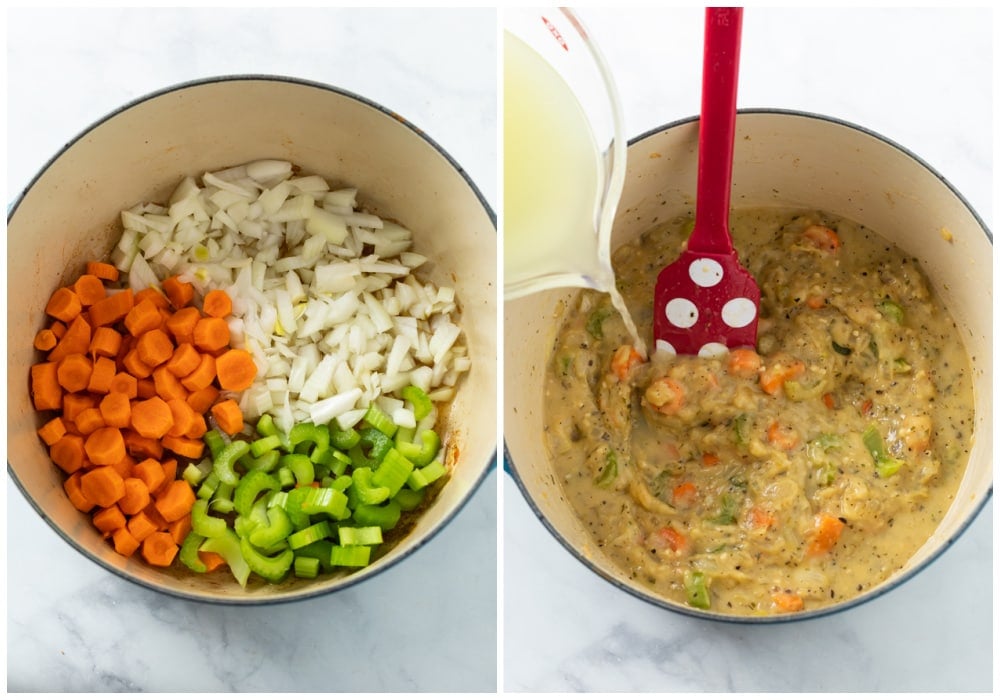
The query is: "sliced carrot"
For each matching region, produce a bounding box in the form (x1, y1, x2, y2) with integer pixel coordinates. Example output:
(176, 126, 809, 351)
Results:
(30, 361, 63, 411)
(659, 526, 689, 554)
(152, 366, 189, 402)
(141, 531, 180, 567)
(186, 385, 220, 414)
(50, 320, 67, 339)
(165, 397, 196, 438)
(50, 434, 86, 473)
(766, 421, 800, 451)
(162, 275, 195, 309)
(80, 465, 126, 508)
(165, 306, 201, 345)
(154, 479, 196, 522)
(136, 378, 157, 399)
(92, 504, 127, 534)
(132, 458, 166, 493)
(801, 224, 840, 253)
(211, 398, 244, 436)
(34, 328, 58, 352)
(772, 590, 805, 612)
(747, 506, 776, 531)
(107, 453, 137, 480)
(84, 426, 126, 466)
(123, 430, 165, 460)
(73, 407, 106, 435)
(644, 377, 685, 415)
(192, 316, 230, 353)
(123, 298, 163, 337)
(672, 482, 698, 509)
(822, 392, 838, 410)
(215, 348, 257, 391)
(202, 289, 233, 319)
(130, 396, 174, 439)
(198, 550, 227, 572)
(89, 326, 123, 359)
(109, 372, 139, 399)
(119, 477, 151, 515)
(805, 295, 826, 310)
(142, 502, 170, 531)
(73, 274, 107, 307)
(168, 512, 193, 546)
(136, 328, 174, 368)
(86, 261, 120, 282)
(45, 287, 83, 323)
(165, 342, 202, 377)
(759, 356, 806, 396)
(806, 512, 845, 556)
(701, 452, 720, 467)
(122, 348, 155, 379)
(56, 353, 93, 393)
(162, 434, 205, 460)
(183, 413, 208, 440)
(180, 353, 216, 392)
(48, 315, 92, 362)
(610, 344, 644, 382)
(88, 288, 134, 327)
(37, 416, 68, 446)
(126, 511, 159, 543)
(112, 526, 141, 557)
(62, 392, 96, 422)
(134, 287, 171, 311)
(86, 356, 117, 394)
(64, 472, 96, 512)
(726, 347, 762, 379)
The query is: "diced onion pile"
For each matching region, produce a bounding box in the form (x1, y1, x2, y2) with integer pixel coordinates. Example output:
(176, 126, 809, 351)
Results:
(111, 159, 470, 435)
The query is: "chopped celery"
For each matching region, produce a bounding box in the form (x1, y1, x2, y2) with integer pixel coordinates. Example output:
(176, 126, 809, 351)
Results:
(353, 501, 401, 530)
(287, 521, 333, 549)
(400, 385, 433, 421)
(196, 472, 221, 500)
(330, 426, 361, 450)
(182, 462, 209, 487)
(733, 413, 750, 447)
(350, 428, 394, 469)
(248, 505, 294, 549)
(203, 429, 227, 460)
(277, 466, 296, 489)
(406, 459, 447, 490)
(711, 493, 738, 525)
(289, 422, 331, 464)
(240, 449, 281, 473)
(191, 498, 228, 538)
(239, 537, 293, 583)
(392, 487, 426, 512)
(585, 306, 612, 340)
(330, 545, 372, 568)
(294, 556, 321, 579)
(862, 424, 905, 477)
(330, 474, 353, 492)
(876, 298, 905, 324)
(684, 570, 711, 610)
(179, 532, 208, 573)
(594, 451, 617, 488)
(349, 467, 391, 506)
(338, 525, 383, 546)
(372, 448, 414, 497)
(397, 429, 441, 467)
(233, 470, 280, 516)
(363, 404, 397, 438)
(200, 529, 251, 588)
(214, 439, 250, 486)
(280, 453, 315, 487)
(250, 435, 283, 457)
(299, 486, 350, 520)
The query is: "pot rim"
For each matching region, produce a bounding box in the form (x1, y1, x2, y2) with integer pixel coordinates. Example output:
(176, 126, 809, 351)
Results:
(7, 73, 498, 605)
(505, 108, 993, 624)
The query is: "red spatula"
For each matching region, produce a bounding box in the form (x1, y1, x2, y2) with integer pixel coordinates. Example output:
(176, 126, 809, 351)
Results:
(653, 7, 759, 357)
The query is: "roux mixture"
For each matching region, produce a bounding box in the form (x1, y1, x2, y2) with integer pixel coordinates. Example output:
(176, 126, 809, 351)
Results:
(543, 208, 974, 615)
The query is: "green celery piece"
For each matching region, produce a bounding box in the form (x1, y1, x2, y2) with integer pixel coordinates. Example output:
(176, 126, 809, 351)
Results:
(392, 487, 425, 512)
(394, 425, 416, 447)
(203, 429, 227, 460)
(783, 378, 827, 402)
(330, 426, 361, 451)
(406, 459, 447, 490)
(349, 428, 394, 469)
(233, 470, 281, 516)
(214, 439, 250, 487)
(585, 306, 612, 340)
(862, 424, 905, 477)
(372, 448, 414, 497)
(397, 429, 441, 467)
(330, 474, 353, 492)
(362, 404, 397, 438)
(733, 413, 750, 448)
(191, 498, 228, 538)
(233, 514, 256, 539)
(200, 528, 251, 588)
(294, 556, 321, 579)
(283, 487, 313, 530)
(330, 545, 372, 568)
(280, 453, 315, 487)
(239, 536, 293, 583)
(210, 498, 235, 514)
(349, 467, 391, 506)
(182, 462, 208, 487)
(353, 501, 402, 530)
(295, 540, 335, 572)
(711, 493, 738, 525)
(178, 532, 207, 573)
(684, 570, 711, 610)
(250, 435, 283, 458)
(248, 506, 294, 549)
(299, 486, 351, 520)
(277, 466, 296, 489)
(196, 472, 221, 500)
(240, 449, 281, 473)
(338, 525, 384, 546)
(287, 521, 333, 550)
(400, 385, 433, 421)
(289, 422, 332, 464)
(594, 451, 617, 488)
(876, 299, 905, 324)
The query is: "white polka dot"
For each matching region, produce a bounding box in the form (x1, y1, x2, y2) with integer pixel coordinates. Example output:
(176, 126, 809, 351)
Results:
(665, 298, 698, 328)
(689, 258, 724, 288)
(698, 342, 728, 358)
(721, 297, 757, 328)
(655, 339, 677, 356)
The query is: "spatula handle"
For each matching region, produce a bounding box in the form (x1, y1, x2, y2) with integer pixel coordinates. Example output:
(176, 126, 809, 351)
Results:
(690, 7, 743, 254)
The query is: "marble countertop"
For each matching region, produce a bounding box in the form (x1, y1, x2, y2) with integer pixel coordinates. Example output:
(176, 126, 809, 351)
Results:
(6, 8, 497, 693)
(503, 6, 993, 694)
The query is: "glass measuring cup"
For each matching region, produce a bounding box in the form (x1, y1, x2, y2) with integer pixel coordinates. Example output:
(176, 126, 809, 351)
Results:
(503, 8, 627, 300)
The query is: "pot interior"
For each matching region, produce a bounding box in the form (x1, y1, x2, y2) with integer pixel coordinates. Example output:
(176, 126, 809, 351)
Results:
(8, 77, 497, 602)
(504, 110, 992, 618)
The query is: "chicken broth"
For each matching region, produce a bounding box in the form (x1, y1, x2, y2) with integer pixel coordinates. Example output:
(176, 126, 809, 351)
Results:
(543, 208, 975, 616)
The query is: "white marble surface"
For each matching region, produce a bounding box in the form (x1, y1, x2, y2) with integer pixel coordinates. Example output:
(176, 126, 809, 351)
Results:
(503, 6, 994, 694)
(6, 7, 497, 693)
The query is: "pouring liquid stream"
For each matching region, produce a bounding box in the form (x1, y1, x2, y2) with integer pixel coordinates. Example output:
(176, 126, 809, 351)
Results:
(503, 30, 646, 357)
